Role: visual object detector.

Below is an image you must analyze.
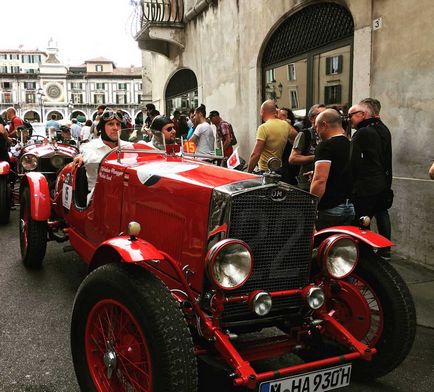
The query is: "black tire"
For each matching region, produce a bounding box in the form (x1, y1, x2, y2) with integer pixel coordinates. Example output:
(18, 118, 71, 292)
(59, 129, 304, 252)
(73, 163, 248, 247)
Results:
(19, 186, 48, 268)
(71, 263, 198, 392)
(348, 247, 416, 379)
(0, 175, 10, 224)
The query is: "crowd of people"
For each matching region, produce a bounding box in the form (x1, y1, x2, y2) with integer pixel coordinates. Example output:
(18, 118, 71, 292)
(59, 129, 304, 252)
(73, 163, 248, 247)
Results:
(246, 98, 396, 258)
(2, 100, 433, 254)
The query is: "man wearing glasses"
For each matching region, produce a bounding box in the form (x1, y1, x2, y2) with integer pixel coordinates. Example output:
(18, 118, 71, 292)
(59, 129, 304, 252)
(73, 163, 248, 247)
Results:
(348, 101, 393, 259)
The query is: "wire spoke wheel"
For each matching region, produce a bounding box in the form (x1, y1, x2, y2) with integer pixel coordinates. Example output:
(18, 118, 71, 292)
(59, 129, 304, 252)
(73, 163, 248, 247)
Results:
(333, 274, 384, 346)
(72, 264, 198, 392)
(86, 299, 152, 392)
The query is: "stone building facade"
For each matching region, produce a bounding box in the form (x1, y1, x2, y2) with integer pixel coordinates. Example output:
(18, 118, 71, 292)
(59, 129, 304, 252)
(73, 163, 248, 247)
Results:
(134, 0, 434, 268)
(0, 42, 145, 125)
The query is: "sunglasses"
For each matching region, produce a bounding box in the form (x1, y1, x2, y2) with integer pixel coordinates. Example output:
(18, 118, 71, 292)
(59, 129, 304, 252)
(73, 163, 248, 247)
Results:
(347, 110, 363, 119)
(102, 109, 123, 122)
(163, 126, 175, 132)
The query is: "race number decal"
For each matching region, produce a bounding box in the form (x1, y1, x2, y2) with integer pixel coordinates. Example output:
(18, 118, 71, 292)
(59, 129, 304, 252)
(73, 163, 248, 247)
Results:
(62, 184, 73, 210)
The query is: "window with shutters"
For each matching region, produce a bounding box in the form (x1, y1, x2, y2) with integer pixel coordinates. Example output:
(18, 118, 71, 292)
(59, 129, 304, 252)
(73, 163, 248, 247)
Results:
(324, 85, 342, 105)
(326, 55, 343, 75)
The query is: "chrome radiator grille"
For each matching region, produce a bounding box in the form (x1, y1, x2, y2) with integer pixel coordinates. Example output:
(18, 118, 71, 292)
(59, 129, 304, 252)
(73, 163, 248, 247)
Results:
(223, 185, 317, 322)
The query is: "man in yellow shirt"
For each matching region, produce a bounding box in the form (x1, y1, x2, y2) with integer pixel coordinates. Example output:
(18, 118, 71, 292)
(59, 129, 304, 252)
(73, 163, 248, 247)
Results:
(247, 100, 297, 173)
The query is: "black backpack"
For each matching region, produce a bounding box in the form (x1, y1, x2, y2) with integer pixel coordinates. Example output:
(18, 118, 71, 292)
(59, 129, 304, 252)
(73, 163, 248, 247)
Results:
(18, 119, 34, 137)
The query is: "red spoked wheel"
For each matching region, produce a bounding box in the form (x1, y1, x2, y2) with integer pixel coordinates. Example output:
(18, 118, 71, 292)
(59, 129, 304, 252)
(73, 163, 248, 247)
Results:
(323, 247, 416, 379)
(85, 299, 152, 392)
(331, 274, 384, 347)
(72, 263, 198, 392)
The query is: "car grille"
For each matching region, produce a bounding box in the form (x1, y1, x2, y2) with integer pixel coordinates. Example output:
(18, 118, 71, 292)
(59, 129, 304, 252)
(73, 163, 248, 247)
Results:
(223, 186, 317, 323)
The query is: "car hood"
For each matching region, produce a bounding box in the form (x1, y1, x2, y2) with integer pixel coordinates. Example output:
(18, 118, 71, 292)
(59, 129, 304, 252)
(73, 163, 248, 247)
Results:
(132, 157, 256, 189)
(22, 142, 78, 158)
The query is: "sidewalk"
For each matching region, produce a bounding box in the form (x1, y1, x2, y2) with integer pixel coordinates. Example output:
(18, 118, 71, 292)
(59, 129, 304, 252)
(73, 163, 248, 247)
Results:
(391, 254, 434, 329)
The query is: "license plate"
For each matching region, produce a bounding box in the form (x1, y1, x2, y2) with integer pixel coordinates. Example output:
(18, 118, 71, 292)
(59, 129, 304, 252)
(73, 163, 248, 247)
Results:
(259, 364, 352, 392)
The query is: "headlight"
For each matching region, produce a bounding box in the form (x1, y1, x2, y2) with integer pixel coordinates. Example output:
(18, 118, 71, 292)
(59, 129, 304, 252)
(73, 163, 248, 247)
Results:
(319, 234, 358, 279)
(206, 239, 253, 290)
(303, 286, 325, 310)
(21, 154, 38, 171)
(50, 155, 65, 169)
(249, 291, 272, 316)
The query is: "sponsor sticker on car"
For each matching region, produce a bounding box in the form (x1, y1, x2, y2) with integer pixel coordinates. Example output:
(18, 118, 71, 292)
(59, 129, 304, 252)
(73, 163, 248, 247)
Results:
(62, 184, 72, 209)
(259, 364, 351, 392)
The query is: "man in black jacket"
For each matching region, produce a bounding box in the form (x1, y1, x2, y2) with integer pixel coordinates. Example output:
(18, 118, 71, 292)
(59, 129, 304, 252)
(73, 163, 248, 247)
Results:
(348, 101, 393, 259)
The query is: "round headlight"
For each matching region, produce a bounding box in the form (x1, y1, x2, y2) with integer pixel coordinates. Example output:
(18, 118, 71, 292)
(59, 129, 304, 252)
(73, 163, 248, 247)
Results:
(304, 286, 325, 310)
(50, 155, 65, 169)
(206, 239, 253, 290)
(21, 154, 38, 171)
(321, 235, 358, 279)
(250, 291, 272, 316)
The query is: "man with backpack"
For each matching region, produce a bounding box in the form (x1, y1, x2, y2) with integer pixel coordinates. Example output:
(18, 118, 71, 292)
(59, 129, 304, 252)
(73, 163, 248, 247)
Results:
(209, 110, 236, 160)
(289, 104, 326, 191)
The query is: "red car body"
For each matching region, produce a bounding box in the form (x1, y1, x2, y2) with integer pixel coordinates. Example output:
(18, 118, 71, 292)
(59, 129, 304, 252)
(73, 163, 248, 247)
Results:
(21, 143, 415, 391)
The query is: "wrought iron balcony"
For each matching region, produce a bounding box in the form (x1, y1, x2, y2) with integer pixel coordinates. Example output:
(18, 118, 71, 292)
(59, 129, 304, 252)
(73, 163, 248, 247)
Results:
(141, 0, 184, 23)
(133, 0, 185, 57)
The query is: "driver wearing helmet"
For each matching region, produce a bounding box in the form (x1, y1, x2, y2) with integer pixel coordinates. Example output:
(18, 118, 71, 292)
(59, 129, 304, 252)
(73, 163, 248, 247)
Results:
(74, 109, 128, 201)
(140, 115, 176, 150)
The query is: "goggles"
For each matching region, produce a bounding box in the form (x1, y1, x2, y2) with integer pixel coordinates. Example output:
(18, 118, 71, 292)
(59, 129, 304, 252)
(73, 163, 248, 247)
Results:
(101, 109, 124, 123)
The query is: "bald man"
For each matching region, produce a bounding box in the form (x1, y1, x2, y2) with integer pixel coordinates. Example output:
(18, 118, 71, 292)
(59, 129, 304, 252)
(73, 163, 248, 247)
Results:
(310, 109, 354, 229)
(247, 100, 297, 173)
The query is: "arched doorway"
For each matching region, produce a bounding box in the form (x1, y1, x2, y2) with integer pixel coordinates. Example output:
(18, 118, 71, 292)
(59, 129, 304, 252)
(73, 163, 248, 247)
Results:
(23, 110, 41, 122)
(261, 2, 354, 117)
(165, 69, 198, 116)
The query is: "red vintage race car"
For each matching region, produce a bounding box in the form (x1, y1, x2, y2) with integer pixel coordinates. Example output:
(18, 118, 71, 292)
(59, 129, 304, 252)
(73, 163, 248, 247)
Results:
(0, 133, 78, 224)
(20, 142, 415, 391)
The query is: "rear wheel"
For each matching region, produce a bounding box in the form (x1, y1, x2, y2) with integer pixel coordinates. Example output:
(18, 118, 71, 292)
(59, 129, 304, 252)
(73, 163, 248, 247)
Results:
(327, 247, 416, 379)
(71, 263, 198, 392)
(0, 175, 10, 224)
(19, 186, 47, 268)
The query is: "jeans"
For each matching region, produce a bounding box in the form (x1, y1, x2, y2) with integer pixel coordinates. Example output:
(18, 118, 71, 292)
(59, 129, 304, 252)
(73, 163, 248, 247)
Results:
(316, 202, 355, 231)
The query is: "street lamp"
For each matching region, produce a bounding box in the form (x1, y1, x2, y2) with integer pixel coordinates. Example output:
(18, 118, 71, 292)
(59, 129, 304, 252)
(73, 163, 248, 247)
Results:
(36, 87, 45, 122)
(67, 99, 74, 119)
(265, 80, 283, 102)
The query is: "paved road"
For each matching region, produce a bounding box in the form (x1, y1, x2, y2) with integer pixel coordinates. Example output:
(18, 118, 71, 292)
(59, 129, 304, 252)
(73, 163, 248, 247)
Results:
(0, 209, 433, 391)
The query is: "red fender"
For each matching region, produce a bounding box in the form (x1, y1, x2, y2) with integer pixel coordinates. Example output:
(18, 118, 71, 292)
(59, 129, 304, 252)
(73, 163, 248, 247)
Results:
(92, 237, 164, 266)
(315, 225, 394, 248)
(22, 172, 50, 221)
(0, 161, 10, 175)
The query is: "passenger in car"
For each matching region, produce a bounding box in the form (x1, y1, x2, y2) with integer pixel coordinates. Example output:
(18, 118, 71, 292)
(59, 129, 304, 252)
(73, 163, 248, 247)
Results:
(74, 109, 128, 203)
(139, 115, 176, 150)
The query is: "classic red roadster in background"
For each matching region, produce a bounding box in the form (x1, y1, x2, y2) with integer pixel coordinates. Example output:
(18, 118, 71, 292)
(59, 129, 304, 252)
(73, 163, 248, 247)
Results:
(20, 141, 415, 391)
(0, 133, 77, 224)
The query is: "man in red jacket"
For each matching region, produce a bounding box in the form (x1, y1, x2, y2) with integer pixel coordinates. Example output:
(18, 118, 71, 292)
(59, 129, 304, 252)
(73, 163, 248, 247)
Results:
(6, 107, 23, 138)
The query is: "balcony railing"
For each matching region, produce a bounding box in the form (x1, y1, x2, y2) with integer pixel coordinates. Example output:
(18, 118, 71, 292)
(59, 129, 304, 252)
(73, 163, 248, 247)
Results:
(140, 0, 184, 24)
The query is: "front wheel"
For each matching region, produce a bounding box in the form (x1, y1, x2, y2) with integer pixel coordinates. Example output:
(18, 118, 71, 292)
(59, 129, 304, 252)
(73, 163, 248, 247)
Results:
(329, 247, 416, 379)
(19, 186, 47, 268)
(0, 175, 10, 224)
(71, 263, 198, 392)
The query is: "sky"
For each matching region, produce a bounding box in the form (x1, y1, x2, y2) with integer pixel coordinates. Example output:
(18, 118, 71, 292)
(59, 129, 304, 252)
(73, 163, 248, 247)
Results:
(0, 0, 142, 67)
